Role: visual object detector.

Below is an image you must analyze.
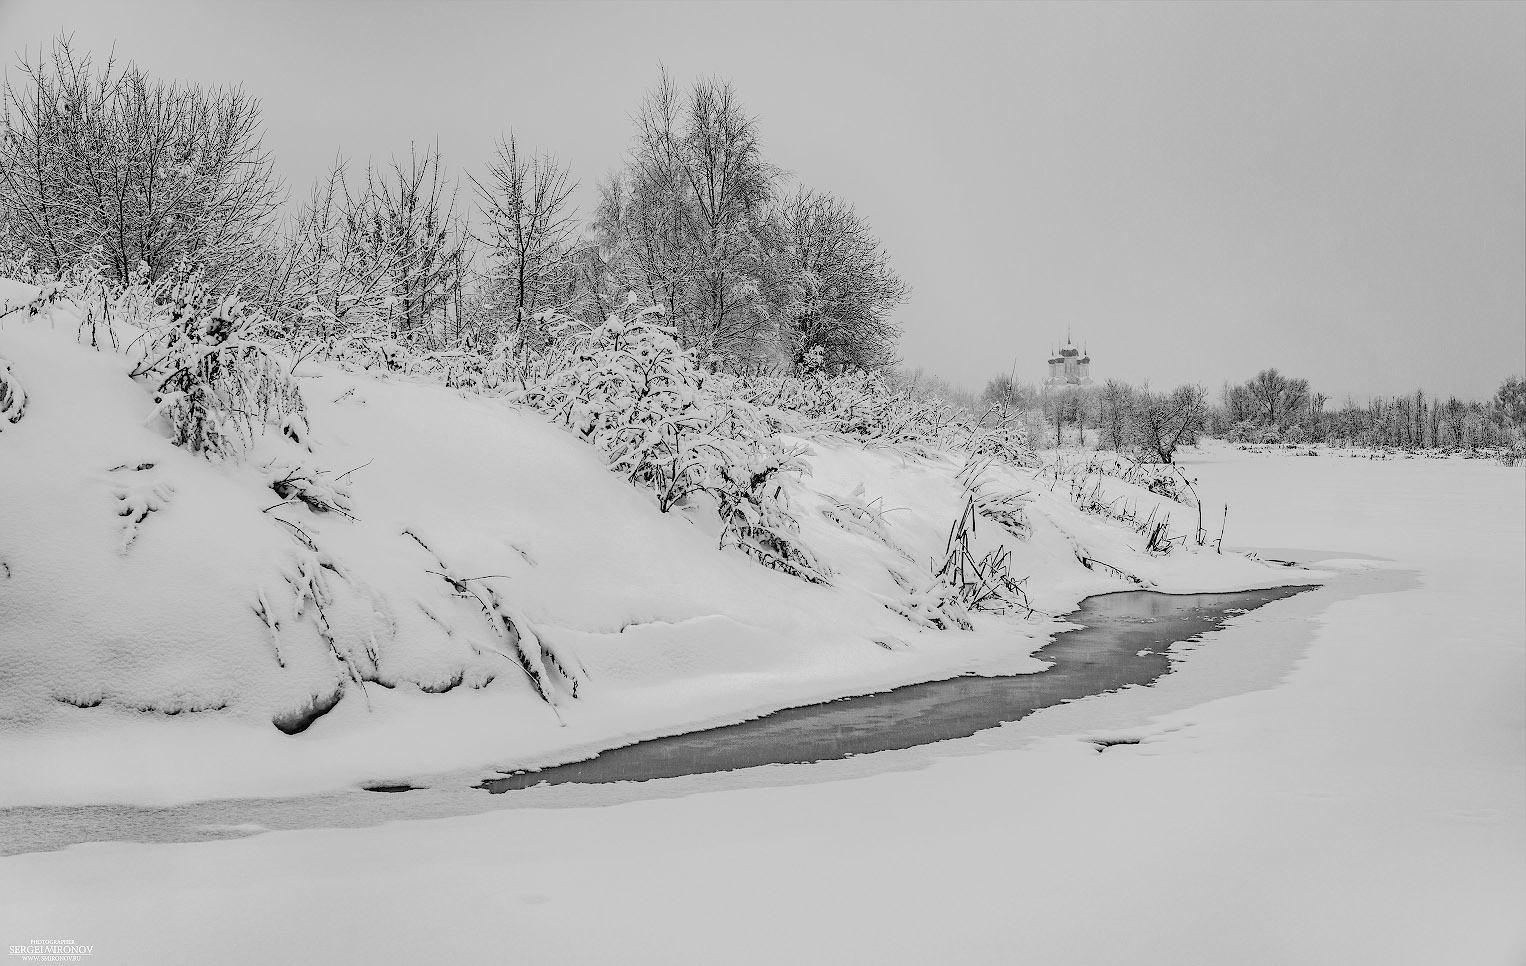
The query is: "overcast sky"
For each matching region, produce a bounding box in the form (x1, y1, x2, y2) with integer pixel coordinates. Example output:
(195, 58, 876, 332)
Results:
(2, 0, 1522, 400)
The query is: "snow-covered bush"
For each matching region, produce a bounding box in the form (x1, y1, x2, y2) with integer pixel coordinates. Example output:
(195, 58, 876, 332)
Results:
(935, 502, 1033, 617)
(1044, 453, 1198, 507)
(1044, 459, 1198, 556)
(128, 278, 305, 460)
(884, 489, 1033, 631)
(0, 278, 68, 324)
(263, 456, 355, 517)
(736, 357, 1033, 465)
(109, 462, 175, 553)
(403, 529, 581, 706)
(820, 484, 915, 562)
(0, 356, 26, 428)
(512, 298, 827, 583)
(709, 440, 828, 582)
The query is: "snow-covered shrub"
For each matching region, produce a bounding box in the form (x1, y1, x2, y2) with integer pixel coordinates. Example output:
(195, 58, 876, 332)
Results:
(256, 519, 377, 731)
(735, 361, 1034, 466)
(884, 573, 972, 631)
(515, 301, 713, 509)
(129, 278, 305, 460)
(880, 457, 1037, 631)
(971, 489, 1033, 542)
(886, 492, 1032, 630)
(939, 471, 1033, 614)
(263, 456, 355, 517)
(0, 356, 26, 428)
(710, 441, 829, 582)
(1042, 453, 1198, 507)
(109, 462, 175, 553)
(1063, 475, 1189, 556)
(2, 266, 314, 457)
(404, 529, 581, 705)
(0, 247, 39, 285)
(512, 298, 827, 583)
(0, 278, 69, 324)
(820, 484, 915, 562)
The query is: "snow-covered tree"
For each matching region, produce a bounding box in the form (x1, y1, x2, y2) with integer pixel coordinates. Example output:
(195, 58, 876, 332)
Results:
(1128, 384, 1207, 464)
(593, 70, 781, 362)
(774, 188, 905, 372)
(270, 159, 395, 341)
(473, 134, 578, 350)
(0, 37, 280, 289)
(362, 145, 468, 342)
(272, 146, 468, 348)
(1494, 375, 1526, 428)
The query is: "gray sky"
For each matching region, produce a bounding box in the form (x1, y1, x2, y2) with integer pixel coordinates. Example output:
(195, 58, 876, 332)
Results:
(2, 0, 1522, 401)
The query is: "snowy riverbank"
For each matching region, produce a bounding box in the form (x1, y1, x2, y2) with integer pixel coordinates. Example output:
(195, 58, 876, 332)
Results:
(2, 445, 1520, 965)
(1, 280, 1292, 807)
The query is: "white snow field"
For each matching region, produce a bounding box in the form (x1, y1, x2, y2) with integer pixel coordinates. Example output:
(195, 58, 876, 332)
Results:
(1, 283, 1523, 964)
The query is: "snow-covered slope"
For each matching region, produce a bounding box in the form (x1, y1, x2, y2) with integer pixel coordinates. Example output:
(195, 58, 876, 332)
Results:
(0, 279, 1291, 804)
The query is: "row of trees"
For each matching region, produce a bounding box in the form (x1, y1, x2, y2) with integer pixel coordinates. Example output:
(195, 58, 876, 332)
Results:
(980, 375, 1209, 463)
(1, 41, 906, 371)
(976, 363, 1523, 463)
(1213, 368, 1523, 450)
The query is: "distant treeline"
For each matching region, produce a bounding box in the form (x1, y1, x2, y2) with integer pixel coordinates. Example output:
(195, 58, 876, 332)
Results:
(1213, 369, 1523, 450)
(980, 369, 1525, 461)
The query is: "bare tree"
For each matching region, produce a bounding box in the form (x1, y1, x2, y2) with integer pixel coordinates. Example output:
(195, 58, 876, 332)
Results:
(0, 36, 280, 287)
(680, 75, 777, 357)
(613, 70, 695, 327)
(272, 156, 401, 339)
(1494, 375, 1526, 428)
(1097, 379, 1137, 450)
(602, 69, 779, 360)
(270, 146, 468, 346)
(1243, 368, 1310, 430)
(981, 372, 1040, 411)
(591, 69, 907, 369)
(473, 133, 577, 347)
(1041, 387, 1086, 447)
(1129, 384, 1208, 464)
(775, 188, 905, 371)
(361, 144, 468, 342)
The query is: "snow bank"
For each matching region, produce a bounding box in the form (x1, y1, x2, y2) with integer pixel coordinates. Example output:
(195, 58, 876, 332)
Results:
(0, 279, 1294, 805)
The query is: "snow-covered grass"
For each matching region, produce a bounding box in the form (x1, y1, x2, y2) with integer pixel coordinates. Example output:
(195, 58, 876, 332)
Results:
(0, 276, 1291, 806)
(1, 444, 1519, 966)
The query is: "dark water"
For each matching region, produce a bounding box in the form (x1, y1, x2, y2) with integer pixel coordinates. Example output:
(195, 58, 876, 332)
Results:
(482, 585, 1314, 793)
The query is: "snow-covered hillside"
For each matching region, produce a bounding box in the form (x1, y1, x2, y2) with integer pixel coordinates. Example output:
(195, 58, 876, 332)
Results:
(0, 277, 1292, 805)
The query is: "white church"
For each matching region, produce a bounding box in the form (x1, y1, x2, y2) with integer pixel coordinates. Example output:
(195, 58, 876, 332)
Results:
(1043, 334, 1092, 391)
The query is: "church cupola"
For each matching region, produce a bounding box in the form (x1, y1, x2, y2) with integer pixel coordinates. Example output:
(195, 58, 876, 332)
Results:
(1043, 331, 1094, 390)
